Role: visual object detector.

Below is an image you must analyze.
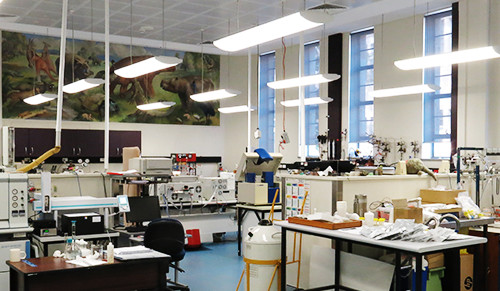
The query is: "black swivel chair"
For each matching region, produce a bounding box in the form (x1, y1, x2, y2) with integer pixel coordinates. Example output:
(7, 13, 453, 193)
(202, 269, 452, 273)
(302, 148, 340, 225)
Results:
(144, 218, 189, 291)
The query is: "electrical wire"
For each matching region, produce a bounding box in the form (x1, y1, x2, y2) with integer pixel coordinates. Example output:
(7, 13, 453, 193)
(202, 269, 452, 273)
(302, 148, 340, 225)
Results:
(73, 171, 83, 197)
(100, 172, 108, 197)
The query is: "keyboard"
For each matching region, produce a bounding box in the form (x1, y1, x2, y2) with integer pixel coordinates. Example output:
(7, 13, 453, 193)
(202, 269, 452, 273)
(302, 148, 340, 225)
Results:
(125, 226, 147, 232)
(117, 249, 153, 255)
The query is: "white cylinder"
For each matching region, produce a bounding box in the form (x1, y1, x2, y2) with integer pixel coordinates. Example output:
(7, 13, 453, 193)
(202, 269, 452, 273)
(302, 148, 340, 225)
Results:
(364, 212, 374, 226)
(243, 224, 281, 291)
(336, 201, 347, 217)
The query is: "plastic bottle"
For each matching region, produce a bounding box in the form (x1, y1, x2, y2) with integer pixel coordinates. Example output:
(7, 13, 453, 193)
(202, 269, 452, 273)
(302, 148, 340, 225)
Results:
(107, 242, 114, 263)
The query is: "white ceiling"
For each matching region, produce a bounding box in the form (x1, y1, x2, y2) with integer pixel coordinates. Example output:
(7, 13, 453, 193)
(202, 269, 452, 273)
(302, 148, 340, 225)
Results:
(0, 0, 455, 53)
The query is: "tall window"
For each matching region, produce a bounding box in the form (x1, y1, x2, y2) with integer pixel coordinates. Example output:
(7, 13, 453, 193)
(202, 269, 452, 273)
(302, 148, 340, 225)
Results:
(349, 29, 374, 157)
(422, 10, 452, 159)
(304, 41, 320, 157)
(259, 52, 276, 152)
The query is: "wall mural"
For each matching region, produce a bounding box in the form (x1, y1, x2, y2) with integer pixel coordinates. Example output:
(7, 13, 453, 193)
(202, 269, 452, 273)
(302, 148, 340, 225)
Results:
(2, 31, 221, 126)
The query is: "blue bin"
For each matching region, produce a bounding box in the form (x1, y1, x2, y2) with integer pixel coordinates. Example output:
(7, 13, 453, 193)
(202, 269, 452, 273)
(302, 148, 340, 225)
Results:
(411, 266, 429, 291)
(245, 173, 256, 183)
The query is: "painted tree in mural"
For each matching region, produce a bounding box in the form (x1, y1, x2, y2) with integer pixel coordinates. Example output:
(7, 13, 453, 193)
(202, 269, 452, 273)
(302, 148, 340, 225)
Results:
(1, 31, 221, 126)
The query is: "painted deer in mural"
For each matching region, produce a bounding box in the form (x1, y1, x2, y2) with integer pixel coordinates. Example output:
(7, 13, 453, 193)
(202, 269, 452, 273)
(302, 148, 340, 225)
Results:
(26, 39, 57, 82)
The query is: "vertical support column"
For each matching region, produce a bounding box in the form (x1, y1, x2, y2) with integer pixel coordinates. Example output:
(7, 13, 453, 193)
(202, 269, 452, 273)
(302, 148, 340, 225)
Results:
(104, 0, 110, 172)
(55, 0, 69, 148)
(298, 34, 306, 161)
(280, 227, 287, 291)
(248, 50, 252, 152)
(327, 34, 343, 160)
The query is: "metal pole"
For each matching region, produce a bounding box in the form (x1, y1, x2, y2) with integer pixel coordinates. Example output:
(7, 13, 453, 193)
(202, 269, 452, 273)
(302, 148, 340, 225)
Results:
(104, 0, 110, 172)
(248, 50, 252, 152)
(55, 0, 69, 147)
(298, 34, 305, 161)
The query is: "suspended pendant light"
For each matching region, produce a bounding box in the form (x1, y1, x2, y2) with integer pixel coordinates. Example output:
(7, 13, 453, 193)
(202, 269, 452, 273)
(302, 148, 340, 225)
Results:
(24, 93, 57, 105)
(63, 3, 105, 94)
(218, 105, 255, 114)
(268, 73, 340, 90)
(190, 29, 240, 102)
(213, 4, 346, 52)
(137, 101, 175, 111)
(280, 96, 333, 107)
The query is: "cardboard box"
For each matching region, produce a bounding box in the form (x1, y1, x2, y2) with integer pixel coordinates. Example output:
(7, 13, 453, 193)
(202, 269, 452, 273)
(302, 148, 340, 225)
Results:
(420, 189, 466, 204)
(460, 253, 473, 291)
(426, 252, 444, 269)
(394, 207, 423, 223)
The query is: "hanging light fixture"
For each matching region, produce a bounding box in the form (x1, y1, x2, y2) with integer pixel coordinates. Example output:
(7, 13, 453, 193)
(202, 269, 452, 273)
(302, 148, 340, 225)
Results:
(218, 105, 255, 114)
(371, 84, 440, 98)
(137, 101, 175, 111)
(213, 4, 345, 52)
(190, 29, 240, 102)
(280, 96, 333, 107)
(24, 93, 57, 105)
(114, 1, 182, 79)
(375, 8, 438, 98)
(63, 78, 105, 94)
(191, 89, 240, 102)
(135, 0, 177, 110)
(395, 46, 500, 70)
(267, 73, 339, 90)
(63, 2, 105, 94)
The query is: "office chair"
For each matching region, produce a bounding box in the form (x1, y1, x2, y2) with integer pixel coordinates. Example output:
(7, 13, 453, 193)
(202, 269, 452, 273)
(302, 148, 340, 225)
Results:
(144, 218, 189, 291)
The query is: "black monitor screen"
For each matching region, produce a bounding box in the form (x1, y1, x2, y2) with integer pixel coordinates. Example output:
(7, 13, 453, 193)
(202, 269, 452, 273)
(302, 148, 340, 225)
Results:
(127, 196, 161, 224)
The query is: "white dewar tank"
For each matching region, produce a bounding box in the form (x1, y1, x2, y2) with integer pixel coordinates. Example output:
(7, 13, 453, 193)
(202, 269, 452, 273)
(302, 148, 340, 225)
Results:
(243, 220, 281, 291)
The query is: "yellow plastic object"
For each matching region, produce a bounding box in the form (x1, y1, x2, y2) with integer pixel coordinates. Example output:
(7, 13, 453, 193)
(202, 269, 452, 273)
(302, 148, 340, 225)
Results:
(16, 146, 61, 173)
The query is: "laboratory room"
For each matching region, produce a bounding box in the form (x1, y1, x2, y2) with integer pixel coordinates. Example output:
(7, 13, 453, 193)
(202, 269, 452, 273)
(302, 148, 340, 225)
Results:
(0, 0, 498, 290)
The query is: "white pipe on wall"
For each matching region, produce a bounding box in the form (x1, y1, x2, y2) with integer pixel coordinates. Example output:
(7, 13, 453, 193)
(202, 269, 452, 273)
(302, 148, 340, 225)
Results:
(55, 0, 68, 147)
(299, 34, 306, 161)
(104, 0, 110, 172)
(247, 50, 252, 152)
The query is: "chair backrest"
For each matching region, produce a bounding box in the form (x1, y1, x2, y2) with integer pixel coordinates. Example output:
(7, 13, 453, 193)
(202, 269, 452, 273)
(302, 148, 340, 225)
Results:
(144, 218, 186, 260)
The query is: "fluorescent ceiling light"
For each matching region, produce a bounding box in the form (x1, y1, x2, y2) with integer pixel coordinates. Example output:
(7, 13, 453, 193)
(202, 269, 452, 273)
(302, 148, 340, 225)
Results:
(280, 96, 333, 107)
(395, 46, 500, 70)
(63, 78, 105, 94)
(190, 89, 241, 102)
(114, 56, 182, 78)
(213, 10, 335, 52)
(268, 73, 340, 90)
(136, 101, 175, 110)
(371, 84, 440, 98)
(23, 93, 57, 105)
(218, 105, 255, 114)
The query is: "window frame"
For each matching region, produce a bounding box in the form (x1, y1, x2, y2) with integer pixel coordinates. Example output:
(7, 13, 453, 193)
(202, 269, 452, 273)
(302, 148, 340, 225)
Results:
(423, 9, 453, 159)
(304, 40, 321, 158)
(258, 51, 276, 152)
(349, 28, 374, 145)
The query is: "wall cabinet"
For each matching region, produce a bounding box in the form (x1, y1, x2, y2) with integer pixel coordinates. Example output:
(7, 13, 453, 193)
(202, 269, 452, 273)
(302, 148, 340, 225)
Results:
(14, 128, 141, 162)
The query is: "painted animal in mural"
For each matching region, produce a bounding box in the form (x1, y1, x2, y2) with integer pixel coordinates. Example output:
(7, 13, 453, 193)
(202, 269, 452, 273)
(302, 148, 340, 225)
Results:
(160, 76, 216, 123)
(25, 39, 57, 82)
(42, 42, 57, 76)
(109, 55, 176, 99)
(55, 53, 94, 84)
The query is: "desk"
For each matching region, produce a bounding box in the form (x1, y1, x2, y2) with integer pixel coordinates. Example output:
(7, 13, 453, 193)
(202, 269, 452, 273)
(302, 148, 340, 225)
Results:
(275, 221, 487, 291)
(236, 204, 282, 256)
(32, 231, 120, 257)
(7, 256, 169, 291)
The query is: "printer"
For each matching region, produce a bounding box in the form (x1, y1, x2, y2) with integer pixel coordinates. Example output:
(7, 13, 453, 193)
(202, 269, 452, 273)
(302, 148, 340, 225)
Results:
(129, 157, 173, 176)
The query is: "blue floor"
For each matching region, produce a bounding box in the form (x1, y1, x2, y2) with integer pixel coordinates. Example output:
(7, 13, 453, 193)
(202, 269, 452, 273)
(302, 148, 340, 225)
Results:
(179, 233, 244, 291)
(178, 233, 295, 291)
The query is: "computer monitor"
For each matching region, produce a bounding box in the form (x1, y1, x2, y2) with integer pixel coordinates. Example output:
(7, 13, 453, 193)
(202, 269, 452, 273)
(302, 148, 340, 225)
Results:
(127, 196, 161, 225)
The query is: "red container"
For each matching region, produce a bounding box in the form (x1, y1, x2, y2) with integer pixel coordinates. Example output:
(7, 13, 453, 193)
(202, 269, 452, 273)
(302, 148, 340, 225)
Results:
(185, 229, 201, 249)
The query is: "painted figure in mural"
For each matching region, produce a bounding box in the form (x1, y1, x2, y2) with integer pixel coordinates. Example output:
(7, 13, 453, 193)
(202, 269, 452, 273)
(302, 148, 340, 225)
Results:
(55, 53, 94, 84)
(160, 76, 216, 124)
(109, 55, 176, 101)
(25, 39, 57, 82)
